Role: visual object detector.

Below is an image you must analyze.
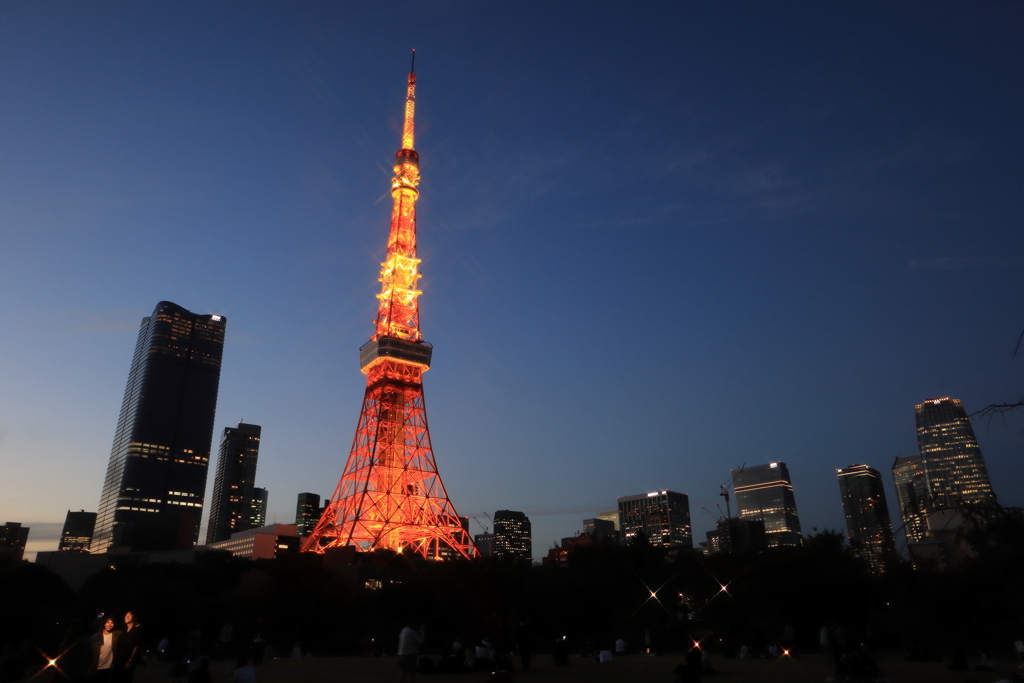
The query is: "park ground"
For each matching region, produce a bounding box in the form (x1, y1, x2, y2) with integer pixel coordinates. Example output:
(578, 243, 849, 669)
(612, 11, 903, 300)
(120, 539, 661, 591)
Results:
(130, 652, 1023, 683)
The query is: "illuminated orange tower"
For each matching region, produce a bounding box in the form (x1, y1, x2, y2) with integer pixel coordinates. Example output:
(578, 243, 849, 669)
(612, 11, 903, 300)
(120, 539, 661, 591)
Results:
(303, 54, 475, 560)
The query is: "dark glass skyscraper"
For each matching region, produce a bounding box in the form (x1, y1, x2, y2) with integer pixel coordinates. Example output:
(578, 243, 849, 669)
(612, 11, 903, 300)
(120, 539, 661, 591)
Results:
(891, 454, 928, 542)
(58, 510, 97, 552)
(617, 490, 693, 548)
(493, 510, 533, 562)
(206, 423, 262, 544)
(91, 302, 226, 553)
(915, 397, 996, 507)
(295, 492, 322, 537)
(837, 464, 896, 573)
(0, 522, 30, 561)
(732, 462, 802, 547)
(248, 487, 268, 529)
(704, 518, 766, 555)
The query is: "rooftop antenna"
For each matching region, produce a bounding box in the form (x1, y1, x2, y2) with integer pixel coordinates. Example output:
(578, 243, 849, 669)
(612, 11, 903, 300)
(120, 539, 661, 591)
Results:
(411, 48, 416, 74)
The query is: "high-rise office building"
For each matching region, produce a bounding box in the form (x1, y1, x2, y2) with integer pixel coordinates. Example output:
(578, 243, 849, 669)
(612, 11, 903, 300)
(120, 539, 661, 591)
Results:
(583, 517, 616, 540)
(58, 510, 97, 552)
(474, 532, 495, 557)
(248, 488, 268, 529)
(295, 493, 322, 536)
(732, 463, 802, 547)
(617, 490, 693, 548)
(704, 518, 766, 555)
(0, 522, 30, 561)
(915, 397, 996, 507)
(596, 509, 620, 531)
(206, 423, 263, 544)
(891, 455, 928, 543)
(493, 510, 532, 562)
(91, 302, 226, 553)
(837, 465, 896, 573)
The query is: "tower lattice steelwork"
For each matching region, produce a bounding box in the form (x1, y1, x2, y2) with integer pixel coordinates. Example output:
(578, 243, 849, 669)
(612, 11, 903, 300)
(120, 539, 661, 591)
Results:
(303, 55, 475, 560)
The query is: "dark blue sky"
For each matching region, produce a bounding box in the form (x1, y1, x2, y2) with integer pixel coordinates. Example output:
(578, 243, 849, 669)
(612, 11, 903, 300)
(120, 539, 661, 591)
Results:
(2, 2, 1022, 557)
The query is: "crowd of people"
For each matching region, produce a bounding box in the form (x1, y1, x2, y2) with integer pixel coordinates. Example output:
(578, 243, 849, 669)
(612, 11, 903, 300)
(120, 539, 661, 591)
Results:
(23, 612, 270, 683)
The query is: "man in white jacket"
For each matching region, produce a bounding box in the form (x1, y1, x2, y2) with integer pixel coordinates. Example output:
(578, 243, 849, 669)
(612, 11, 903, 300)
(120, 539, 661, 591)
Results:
(398, 620, 425, 683)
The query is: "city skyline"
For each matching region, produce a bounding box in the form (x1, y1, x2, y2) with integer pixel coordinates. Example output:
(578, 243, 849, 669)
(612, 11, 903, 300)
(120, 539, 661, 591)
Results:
(2, 3, 1022, 560)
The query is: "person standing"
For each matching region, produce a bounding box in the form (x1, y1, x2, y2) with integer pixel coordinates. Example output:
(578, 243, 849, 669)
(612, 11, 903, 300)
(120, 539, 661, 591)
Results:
(116, 611, 143, 683)
(820, 622, 837, 667)
(89, 616, 120, 683)
(517, 620, 533, 672)
(397, 620, 425, 683)
(231, 657, 256, 683)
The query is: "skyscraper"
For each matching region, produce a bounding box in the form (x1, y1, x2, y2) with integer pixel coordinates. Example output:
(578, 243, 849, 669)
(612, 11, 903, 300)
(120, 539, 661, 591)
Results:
(295, 492, 322, 536)
(732, 463, 802, 547)
(58, 510, 97, 552)
(596, 509, 620, 532)
(836, 464, 896, 573)
(915, 397, 996, 507)
(248, 488, 268, 529)
(493, 510, 532, 562)
(474, 532, 495, 557)
(617, 490, 693, 548)
(583, 517, 616, 540)
(0, 522, 30, 561)
(206, 423, 263, 544)
(704, 518, 766, 555)
(891, 454, 928, 542)
(91, 302, 226, 553)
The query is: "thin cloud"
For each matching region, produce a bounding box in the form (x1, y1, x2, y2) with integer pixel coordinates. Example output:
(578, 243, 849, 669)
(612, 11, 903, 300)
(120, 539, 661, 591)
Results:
(907, 257, 1019, 272)
(74, 321, 140, 332)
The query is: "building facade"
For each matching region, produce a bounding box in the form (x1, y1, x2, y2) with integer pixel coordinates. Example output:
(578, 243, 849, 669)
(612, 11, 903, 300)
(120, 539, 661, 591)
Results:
(295, 492, 322, 536)
(732, 463, 802, 547)
(891, 454, 928, 543)
(704, 518, 766, 555)
(583, 517, 617, 540)
(207, 524, 300, 560)
(248, 488, 268, 529)
(836, 464, 896, 573)
(206, 423, 263, 544)
(915, 397, 996, 507)
(493, 510, 532, 562)
(91, 302, 226, 553)
(474, 532, 495, 557)
(617, 490, 693, 548)
(596, 508, 620, 531)
(58, 510, 97, 552)
(0, 522, 30, 561)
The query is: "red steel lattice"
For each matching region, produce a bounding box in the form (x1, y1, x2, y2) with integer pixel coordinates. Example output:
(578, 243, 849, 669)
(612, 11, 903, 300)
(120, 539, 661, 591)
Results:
(302, 55, 475, 560)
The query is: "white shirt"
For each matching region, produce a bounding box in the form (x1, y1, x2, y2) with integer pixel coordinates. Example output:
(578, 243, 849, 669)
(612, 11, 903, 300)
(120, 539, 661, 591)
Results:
(232, 665, 257, 683)
(398, 627, 424, 656)
(98, 633, 114, 670)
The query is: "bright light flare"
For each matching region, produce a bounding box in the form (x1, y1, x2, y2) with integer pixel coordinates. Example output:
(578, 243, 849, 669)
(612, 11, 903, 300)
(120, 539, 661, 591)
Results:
(48, 659, 58, 667)
(782, 649, 791, 657)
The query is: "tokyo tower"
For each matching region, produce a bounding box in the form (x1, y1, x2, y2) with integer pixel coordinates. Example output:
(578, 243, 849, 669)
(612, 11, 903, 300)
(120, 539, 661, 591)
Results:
(302, 54, 476, 560)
